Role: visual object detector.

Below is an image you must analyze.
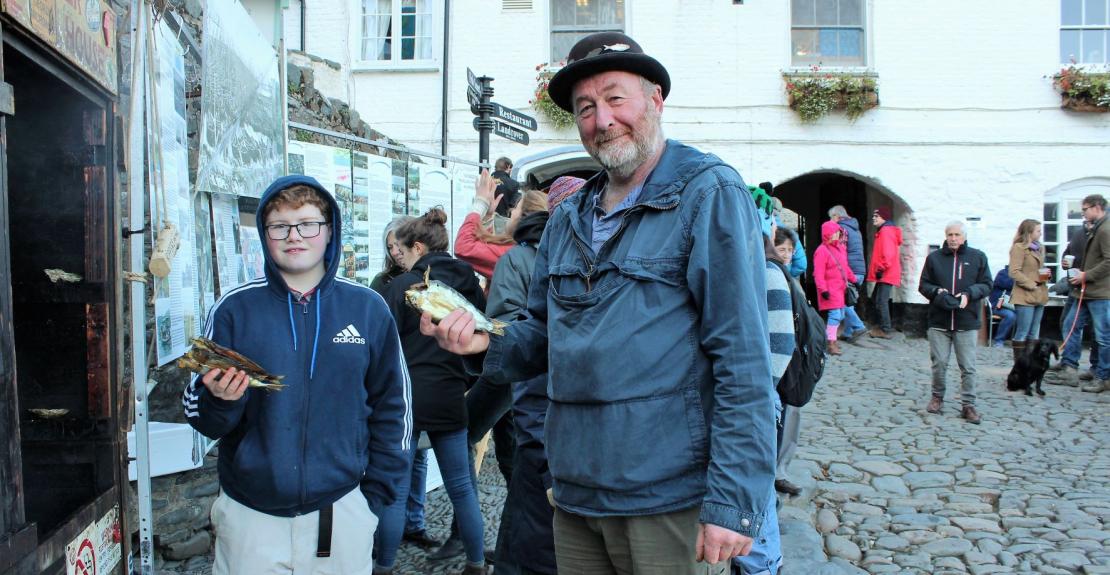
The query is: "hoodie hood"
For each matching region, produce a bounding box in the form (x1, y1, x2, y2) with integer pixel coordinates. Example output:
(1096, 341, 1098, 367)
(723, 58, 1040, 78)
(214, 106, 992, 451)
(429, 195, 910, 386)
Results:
(821, 220, 843, 243)
(256, 175, 343, 296)
(513, 211, 549, 246)
(879, 221, 904, 245)
(838, 217, 861, 233)
(409, 251, 479, 288)
(254, 175, 343, 381)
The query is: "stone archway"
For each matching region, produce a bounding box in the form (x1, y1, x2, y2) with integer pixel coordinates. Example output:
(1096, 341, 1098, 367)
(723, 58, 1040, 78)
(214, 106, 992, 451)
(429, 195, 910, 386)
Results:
(774, 170, 919, 330)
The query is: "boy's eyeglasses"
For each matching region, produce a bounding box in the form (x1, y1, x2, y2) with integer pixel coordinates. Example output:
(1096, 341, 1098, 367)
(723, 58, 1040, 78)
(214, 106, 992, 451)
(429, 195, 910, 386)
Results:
(266, 221, 328, 240)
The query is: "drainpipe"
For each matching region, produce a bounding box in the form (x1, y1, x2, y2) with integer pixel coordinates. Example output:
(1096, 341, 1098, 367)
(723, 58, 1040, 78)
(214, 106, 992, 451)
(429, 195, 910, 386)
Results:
(300, 0, 306, 52)
(440, 0, 450, 167)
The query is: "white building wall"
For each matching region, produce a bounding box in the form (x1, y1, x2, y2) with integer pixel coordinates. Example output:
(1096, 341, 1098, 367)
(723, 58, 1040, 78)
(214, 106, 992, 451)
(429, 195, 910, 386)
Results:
(295, 0, 1110, 303)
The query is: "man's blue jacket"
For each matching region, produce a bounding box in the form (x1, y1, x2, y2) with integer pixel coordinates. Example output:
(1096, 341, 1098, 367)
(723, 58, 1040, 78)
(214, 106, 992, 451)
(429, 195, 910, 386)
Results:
(481, 140, 776, 537)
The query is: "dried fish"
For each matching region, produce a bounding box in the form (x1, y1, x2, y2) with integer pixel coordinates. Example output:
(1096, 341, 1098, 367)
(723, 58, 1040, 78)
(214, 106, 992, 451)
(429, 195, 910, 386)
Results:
(44, 269, 82, 283)
(177, 337, 286, 391)
(405, 268, 508, 336)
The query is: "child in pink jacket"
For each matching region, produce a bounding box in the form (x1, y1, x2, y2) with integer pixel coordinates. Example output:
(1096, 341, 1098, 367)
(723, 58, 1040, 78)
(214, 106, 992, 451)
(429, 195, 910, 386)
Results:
(813, 220, 867, 354)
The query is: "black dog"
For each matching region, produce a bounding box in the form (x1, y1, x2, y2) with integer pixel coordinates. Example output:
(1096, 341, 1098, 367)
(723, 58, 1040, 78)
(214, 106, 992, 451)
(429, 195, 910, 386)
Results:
(1006, 340, 1059, 396)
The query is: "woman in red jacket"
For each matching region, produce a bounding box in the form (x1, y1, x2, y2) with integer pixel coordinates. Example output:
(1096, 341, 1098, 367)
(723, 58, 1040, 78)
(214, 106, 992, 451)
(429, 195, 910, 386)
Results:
(814, 220, 866, 355)
(454, 170, 517, 287)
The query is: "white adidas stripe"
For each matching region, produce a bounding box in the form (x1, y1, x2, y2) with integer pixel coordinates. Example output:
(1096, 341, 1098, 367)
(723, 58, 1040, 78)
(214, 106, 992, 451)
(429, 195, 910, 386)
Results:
(347, 324, 361, 337)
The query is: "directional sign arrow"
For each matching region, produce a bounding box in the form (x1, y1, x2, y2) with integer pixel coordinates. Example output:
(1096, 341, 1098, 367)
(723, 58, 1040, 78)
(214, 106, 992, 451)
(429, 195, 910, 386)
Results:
(491, 102, 538, 131)
(491, 120, 529, 145)
(467, 67, 481, 95)
(468, 87, 481, 115)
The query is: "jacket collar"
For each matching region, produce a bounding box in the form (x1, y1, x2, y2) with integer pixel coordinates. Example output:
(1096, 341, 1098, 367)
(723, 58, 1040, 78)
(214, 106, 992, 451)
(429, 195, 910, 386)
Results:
(940, 242, 967, 256)
(563, 139, 727, 243)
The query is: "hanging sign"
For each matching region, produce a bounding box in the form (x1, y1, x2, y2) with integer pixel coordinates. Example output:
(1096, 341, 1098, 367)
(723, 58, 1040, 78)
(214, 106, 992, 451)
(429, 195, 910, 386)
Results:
(64, 506, 122, 575)
(1, 0, 118, 94)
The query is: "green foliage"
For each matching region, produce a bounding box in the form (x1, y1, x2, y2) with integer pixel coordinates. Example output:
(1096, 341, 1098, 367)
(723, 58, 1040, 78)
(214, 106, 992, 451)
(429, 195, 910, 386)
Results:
(783, 68, 879, 123)
(531, 64, 576, 130)
(1052, 64, 1110, 109)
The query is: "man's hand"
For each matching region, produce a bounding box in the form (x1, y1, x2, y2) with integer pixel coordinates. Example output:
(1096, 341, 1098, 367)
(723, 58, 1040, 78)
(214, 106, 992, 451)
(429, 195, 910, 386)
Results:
(696, 523, 752, 565)
(201, 367, 249, 401)
(1070, 270, 1086, 285)
(958, 293, 969, 309)
(419, 309, 491, 355)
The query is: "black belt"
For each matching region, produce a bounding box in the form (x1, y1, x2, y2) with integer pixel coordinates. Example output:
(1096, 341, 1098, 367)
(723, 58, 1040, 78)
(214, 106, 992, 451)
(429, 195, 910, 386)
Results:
(317, 504, 333, 558)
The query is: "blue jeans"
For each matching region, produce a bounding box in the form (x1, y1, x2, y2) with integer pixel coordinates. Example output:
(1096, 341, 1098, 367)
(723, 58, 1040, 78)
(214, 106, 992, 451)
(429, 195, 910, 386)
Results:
(375, 428, 485, 569)
(1059, 296, 1100, 371)
(732, 489, 781, 575)
(992, 307, 1015, 345)
(1012, 304, 1044, 342)
(827, 307, 865, 333)
(1084, 299, 1110, 380)
(404, 448, 428, 533)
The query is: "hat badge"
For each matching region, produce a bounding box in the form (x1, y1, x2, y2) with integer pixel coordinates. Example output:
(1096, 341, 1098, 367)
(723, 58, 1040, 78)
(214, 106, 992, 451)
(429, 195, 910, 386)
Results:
(603, 43, 630, 52)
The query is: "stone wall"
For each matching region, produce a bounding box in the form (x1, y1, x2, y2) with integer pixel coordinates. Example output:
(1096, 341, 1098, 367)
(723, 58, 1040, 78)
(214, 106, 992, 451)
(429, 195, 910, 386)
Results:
(130, 2, 412, 568)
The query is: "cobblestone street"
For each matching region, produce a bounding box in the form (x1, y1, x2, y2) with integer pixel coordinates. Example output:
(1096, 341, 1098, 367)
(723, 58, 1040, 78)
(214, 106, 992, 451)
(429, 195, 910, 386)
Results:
(775, 334, 1110, 575)
(163, 334, 1109, 574)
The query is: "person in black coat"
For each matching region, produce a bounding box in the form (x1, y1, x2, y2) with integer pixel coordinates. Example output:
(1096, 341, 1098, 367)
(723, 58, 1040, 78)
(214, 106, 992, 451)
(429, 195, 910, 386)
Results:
(485, 190, 557, 575)
(918, 222, 993, 424)
(377, 208, 490, 575)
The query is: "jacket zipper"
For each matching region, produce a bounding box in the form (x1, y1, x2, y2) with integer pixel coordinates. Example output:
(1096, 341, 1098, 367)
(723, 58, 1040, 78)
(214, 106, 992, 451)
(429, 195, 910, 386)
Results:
(950, 252, 958, 331)
(300, 298, 311, 508)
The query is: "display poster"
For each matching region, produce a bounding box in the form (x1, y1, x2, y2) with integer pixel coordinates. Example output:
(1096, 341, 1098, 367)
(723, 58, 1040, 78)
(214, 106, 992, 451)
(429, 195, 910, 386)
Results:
(451, 171, 478, 252)
(151, 20, 199, 366)
(64, 506, 122, 575)
(212, 193, 248, 293)
(195, 0, 283, 197)
(419, 164, 454, 247)
(194, 191, 216, 318)
(240, 226, 266, 280)
(286, 141, 362, 280)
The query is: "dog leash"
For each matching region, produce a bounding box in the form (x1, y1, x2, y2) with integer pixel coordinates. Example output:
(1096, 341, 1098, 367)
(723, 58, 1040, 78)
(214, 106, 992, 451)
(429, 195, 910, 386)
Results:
(1058, 277, 1086, 354)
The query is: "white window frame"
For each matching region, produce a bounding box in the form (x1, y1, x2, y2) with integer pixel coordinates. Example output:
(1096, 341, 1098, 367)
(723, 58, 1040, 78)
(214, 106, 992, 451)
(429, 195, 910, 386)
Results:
(1043, 178, 1110, 297)
(351, 0, 440, 72)
(548, 0, 628, 65)
(787, 0, 873, 73)
(1060, 0, 1110, 65)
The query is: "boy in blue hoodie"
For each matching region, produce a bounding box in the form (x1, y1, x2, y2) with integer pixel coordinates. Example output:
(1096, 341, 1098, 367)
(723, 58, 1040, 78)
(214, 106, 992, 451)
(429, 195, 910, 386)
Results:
(183, 176, 412, 574)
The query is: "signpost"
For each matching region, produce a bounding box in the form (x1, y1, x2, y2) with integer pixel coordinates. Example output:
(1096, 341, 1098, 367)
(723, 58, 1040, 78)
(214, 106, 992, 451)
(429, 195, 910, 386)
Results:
(491, 102, 538, 131)
(466, 67, 538, 166)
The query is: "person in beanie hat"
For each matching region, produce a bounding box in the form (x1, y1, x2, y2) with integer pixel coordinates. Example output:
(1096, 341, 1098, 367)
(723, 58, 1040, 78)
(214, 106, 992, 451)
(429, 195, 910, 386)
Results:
(867, 205, 903, 338)
(421, 31, 776, 575)
(546, 175, 587, 212)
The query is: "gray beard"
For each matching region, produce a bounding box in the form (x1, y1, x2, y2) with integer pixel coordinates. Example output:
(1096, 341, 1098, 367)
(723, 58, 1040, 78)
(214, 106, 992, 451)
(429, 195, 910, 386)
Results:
(588, 113, 664, 180)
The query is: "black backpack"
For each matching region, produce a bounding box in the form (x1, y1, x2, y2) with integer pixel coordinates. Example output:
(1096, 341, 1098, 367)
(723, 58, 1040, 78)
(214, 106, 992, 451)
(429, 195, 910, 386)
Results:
(771, 261, 826, 407)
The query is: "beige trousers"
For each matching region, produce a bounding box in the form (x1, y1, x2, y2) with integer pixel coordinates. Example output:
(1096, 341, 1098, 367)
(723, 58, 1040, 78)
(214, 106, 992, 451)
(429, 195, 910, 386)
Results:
(211, 487, 377, 575)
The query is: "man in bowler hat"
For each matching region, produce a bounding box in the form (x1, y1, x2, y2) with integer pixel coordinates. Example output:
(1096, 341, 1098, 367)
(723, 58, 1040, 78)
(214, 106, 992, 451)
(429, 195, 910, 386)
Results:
(421, 32, 777, 574)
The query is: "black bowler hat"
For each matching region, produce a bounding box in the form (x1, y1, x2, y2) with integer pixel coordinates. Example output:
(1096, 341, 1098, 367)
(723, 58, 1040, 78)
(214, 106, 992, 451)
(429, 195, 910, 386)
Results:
(547, 32, 671, 113)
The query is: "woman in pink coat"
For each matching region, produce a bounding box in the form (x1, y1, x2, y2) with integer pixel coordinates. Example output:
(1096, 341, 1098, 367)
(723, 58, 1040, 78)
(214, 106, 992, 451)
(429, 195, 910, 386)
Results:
(813, 220, 867, 355)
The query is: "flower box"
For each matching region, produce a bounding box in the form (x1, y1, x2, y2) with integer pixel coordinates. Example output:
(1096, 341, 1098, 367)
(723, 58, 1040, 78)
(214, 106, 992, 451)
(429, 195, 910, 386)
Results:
(783, 69, 879, 123)
(1052, 65, 1110, 113)
(531, 63, 576, 130)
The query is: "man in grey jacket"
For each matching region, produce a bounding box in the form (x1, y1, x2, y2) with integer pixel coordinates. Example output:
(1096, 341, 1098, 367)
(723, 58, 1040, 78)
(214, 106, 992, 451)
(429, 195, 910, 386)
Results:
(423, 32, 776, 575)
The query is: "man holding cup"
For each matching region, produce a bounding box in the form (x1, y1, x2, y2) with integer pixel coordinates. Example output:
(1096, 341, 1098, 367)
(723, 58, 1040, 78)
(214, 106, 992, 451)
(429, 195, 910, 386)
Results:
(1049, 227, 1099, 385)
(1069, 194, 1110, 393)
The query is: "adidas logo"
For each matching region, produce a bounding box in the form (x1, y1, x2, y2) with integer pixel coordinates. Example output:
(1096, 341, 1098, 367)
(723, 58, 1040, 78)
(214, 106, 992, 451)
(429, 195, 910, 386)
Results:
(333, 324, 366, 345)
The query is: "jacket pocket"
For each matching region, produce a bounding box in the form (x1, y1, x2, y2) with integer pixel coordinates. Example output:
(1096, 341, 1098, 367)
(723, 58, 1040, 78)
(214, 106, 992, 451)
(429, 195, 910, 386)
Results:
(545, 387, 707, 492)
